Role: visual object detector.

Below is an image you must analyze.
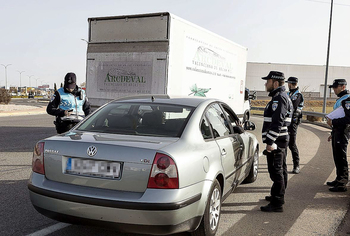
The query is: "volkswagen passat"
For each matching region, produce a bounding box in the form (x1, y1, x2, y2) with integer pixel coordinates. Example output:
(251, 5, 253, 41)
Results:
(28, 95, 259, 236)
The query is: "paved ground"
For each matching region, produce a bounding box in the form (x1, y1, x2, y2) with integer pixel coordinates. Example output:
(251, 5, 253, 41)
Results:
(0, 104, 47, 117)
(1, 102, 350, 235)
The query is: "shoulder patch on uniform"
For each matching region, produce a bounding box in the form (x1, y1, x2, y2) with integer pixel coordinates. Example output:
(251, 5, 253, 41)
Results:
(50, 94, 56, 102)
(345, 101, 350, 110)
(272, 101, 278, 111)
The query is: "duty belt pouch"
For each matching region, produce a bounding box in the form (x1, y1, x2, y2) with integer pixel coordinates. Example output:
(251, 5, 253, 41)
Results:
(297, 112, 302, 125)
(345, 125, 350, 139)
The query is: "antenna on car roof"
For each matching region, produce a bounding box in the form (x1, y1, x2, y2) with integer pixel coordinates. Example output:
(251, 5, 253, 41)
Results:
(151, 96, 155, 102)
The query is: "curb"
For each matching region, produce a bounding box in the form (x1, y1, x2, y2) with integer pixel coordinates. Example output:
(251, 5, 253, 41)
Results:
(0, 107, 47, 117)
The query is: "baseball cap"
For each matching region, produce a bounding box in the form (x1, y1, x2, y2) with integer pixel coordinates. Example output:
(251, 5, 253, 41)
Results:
(64, 72, 77, 89)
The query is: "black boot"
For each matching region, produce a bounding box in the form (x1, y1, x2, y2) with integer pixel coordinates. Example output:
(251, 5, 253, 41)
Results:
(326, 180, 339, 186)
(265, 196, 272, 201)
(264, 195, 285, 204)
(329, 184, 347, 192)
(260, 203, 283, 212)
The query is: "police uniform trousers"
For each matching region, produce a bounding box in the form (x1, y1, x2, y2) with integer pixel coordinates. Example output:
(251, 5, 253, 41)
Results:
(55, 119, 76, 134)
(266, 147, 288, 205)
(288, 122, 299, 167)
(331, 128, 349, 185)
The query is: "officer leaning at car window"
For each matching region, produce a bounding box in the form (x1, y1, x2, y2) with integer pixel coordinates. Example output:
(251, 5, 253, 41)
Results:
(261, 71, 293, 212)
(285, 77, 304, 174)
(325, 79, 350, 192)
(47, 72, 91, 134)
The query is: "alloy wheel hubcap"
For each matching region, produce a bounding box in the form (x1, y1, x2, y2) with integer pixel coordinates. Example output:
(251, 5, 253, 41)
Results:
(253, 151, 259, 178)
(209, 188, 221, 231)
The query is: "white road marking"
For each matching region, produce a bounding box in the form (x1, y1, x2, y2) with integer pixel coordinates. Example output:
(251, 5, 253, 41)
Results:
(26, 223, 70, 236)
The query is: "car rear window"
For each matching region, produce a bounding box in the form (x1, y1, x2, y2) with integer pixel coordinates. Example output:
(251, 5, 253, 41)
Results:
(77, 102, 194, 137)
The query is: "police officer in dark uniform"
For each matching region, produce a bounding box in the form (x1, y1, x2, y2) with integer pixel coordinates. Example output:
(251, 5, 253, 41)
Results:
(261, 71, 293, 212)
(285, 77, 304, 174)
(47, 72, 91, 134)
(326, 79, 350, 192)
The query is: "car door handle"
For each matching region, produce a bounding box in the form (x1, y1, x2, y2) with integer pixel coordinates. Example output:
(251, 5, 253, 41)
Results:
(221, 149, 227, 157)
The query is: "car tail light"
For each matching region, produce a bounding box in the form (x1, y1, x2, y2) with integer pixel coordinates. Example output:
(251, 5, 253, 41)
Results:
(32, 142, 45, 175)
(147, 153, 179, 189)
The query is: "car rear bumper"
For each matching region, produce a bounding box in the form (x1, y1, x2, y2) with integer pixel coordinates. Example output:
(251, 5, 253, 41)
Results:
(32, 205, 201, 235)
(28, 172, 212, 235)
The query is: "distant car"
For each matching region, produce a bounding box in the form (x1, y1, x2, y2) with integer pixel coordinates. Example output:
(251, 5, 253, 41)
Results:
(28, 95, 259, 236)
(28, 92, 34, 99)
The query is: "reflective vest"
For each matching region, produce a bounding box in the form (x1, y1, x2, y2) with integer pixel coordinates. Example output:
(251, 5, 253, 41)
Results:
(334, 91, 350, 110)
(57, 87, 86, 116)
(288, 88, 304, 112)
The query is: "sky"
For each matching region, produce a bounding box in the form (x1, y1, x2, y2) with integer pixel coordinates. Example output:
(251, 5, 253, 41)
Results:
(0, 0, 349, 88)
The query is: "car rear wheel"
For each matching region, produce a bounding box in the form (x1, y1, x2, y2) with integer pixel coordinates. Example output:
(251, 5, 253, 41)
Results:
(243, 147, 259, 183)
(191, 179, 221, 236)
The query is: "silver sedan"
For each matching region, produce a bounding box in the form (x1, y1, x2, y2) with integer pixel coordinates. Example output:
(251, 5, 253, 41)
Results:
(28, 95, 259, 236)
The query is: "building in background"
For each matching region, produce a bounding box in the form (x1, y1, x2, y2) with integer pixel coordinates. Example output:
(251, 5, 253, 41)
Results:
(246, 62, 350, 99)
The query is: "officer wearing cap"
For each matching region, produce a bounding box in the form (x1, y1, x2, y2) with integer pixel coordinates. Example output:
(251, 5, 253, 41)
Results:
(47, 72, 91, 133)
(325, 79, 350, 192)
(285, 77, 304, 174)
(261, 71, 293, 212)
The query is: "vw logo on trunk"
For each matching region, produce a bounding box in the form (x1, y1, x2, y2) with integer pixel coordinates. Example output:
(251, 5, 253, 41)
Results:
(87, 145, 97, 157)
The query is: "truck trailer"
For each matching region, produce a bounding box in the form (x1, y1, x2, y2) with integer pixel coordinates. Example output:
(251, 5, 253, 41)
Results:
(85, 12, 250, 119)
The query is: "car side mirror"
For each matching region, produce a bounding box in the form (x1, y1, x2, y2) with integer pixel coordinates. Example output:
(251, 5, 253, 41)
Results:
(244, 121, 256, 131)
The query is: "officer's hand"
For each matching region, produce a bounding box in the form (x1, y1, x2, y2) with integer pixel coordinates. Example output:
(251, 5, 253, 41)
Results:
(64, 110, 73, 116)
(266, 144, 274, 152)
(327, 135, 332, 142)
(326, 118, 332, 127)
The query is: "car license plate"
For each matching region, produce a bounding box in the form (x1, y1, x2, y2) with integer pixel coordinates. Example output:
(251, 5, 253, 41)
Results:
(66, 157, 121, 179)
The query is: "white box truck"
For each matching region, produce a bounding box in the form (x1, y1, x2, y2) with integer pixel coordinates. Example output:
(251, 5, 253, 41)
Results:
(85, 12, 251, 119)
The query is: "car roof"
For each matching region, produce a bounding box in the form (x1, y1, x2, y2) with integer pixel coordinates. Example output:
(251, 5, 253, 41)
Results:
(110, 95, 219, 107)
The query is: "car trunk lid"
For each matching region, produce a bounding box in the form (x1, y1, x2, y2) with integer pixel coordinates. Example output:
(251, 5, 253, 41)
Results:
(42, 131, 178, 192)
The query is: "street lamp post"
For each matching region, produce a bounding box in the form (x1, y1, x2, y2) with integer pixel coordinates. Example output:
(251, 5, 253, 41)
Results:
(322, 0, 334, 114)
(17, 70, 25, 88)
(27, 75, 34, 95)
(1, 64, 12, 90)
(27, 75, 34, 87)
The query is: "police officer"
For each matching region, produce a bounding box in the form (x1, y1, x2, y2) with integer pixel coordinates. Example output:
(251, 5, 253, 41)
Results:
(261, 71, 293, 212)
(47, 72, 91, 134)
(326, 79, 350, 192)
(285, 77, 304, 174)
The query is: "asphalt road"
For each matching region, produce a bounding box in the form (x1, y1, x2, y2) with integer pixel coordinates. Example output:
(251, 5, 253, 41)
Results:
(1, 110, 350, 236)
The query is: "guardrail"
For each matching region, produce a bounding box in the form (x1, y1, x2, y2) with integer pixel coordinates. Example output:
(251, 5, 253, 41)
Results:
(251, 106, 330, 129)
(251, 107, 326, 118)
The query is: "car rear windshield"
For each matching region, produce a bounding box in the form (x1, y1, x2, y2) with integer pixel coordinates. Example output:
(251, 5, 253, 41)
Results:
(77, 102, 194, 137)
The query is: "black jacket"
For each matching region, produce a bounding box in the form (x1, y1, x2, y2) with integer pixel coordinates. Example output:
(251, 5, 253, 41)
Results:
(288, 87, 304, 123)
(262, 86, 293, 147)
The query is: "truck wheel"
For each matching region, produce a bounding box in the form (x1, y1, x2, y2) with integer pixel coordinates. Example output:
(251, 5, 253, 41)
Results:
(243, 148, 259, 183)
(191, 179, 221, 236)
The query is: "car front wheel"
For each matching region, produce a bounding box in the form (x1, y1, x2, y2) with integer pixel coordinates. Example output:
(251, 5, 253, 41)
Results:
(191, 179, 221, 236)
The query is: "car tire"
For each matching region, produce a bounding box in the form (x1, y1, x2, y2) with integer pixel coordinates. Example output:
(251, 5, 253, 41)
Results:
(191, 179, 221, 236)
(243, 147, 259, 183)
